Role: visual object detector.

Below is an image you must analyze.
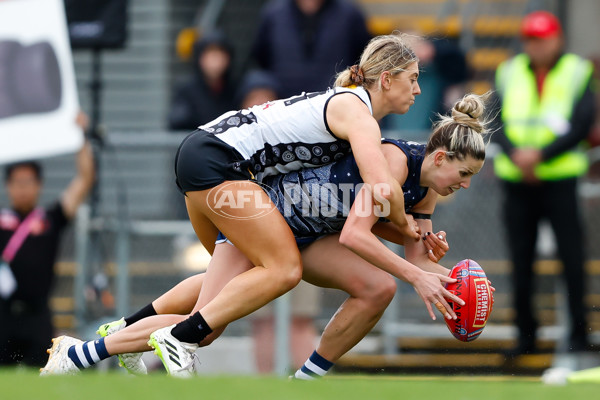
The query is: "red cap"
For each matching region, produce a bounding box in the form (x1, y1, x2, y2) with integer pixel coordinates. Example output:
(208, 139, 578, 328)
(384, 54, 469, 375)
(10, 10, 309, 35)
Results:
(521, 11, 562, 39)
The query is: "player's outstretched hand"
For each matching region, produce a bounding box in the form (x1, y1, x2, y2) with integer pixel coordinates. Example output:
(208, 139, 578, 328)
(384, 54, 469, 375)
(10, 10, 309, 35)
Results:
(423, 231, 449, 262)
(412, 272, 465, 321)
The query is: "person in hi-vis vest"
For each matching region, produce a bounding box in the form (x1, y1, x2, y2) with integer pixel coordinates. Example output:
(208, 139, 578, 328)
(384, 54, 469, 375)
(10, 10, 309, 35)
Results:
(493, 10, 596, 356)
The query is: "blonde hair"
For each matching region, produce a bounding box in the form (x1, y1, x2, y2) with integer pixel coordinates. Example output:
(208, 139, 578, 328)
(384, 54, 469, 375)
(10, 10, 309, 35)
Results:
(426, 93, 492, 161)
(334, 32, 418, 91)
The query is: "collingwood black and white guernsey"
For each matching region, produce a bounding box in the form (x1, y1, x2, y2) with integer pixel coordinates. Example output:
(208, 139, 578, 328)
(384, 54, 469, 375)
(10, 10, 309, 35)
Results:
(199, 86, 372, 181)
(262, 139, 429, 244)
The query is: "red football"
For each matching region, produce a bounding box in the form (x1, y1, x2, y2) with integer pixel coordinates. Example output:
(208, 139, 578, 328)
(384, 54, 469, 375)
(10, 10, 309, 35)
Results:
(444, 259, 494, 342)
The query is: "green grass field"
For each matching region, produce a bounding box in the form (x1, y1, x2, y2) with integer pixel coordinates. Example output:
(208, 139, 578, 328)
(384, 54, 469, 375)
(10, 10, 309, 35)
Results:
(1, 370, 598, 400)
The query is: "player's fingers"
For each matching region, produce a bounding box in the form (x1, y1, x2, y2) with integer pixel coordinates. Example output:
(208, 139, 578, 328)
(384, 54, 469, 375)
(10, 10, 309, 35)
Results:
(423, 233, 449, 259)
(422, 235, 433, 251)
(434, 297, 455, 320)
(436, 246, 446, 258)
(429, 232, 449, 251)
(442, 288, 465, 306)
(413, 222, 421, 235)
(427, 249, 439, 263)
(436, 276, 465, 306)
(432, 246, 445, 262)
(423, 299, 436, 320)
(423, 235, 441, 261)
(437, 274, 457, 283)
(433, 301, 450, 319)
(435, 231, 447, 243)
(433, 301, 445, 315)
(422, 237, 445, 263)
(437, 240, 449, 252)
(411, 228, 421, 241)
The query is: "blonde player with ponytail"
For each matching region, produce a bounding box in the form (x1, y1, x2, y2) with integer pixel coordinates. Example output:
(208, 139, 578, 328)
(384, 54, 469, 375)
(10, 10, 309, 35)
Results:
(43, 93, 493, 378)
(43, 32, 452, 376)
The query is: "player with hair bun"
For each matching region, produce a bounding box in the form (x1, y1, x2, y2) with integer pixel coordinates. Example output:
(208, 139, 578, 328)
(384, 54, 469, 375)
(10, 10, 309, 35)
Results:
(42, 93, 493, 378)
(42, 31, 463, 375)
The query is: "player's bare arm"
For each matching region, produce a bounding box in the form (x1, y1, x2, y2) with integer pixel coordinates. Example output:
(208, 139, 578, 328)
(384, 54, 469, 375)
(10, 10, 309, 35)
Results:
(326, 93, 419, 240)
(339, 183, 462, 320)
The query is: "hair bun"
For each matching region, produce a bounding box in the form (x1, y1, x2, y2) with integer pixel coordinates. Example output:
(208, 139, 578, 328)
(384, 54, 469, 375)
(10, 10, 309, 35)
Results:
(451, 94, 486, 133)
(350, 65, 365, 84)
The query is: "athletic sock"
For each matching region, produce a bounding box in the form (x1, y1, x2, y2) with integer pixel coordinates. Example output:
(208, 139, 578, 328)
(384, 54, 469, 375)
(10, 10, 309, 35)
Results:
(294, 350, 334, 380)
(124, 303, 157, 326)
(67, 337, 110, 369)
(170, 311, 213, 344)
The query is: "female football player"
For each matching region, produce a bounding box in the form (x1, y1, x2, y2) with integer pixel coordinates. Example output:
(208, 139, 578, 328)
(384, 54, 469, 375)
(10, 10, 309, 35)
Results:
(43, 32, 465, 375)
(42, 93, 491, 378)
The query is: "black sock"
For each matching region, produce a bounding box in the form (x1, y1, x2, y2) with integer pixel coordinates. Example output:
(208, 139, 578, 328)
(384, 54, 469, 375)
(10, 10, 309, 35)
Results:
(124, 303, 157, 326)
(171, 312, 213, 344)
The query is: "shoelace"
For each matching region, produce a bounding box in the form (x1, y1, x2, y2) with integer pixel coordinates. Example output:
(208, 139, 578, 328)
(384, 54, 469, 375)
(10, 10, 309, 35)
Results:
(173, 353, 200, 375)
(192, 353, 201, 372)
(120, 352, 144, 371)
(121, 352, 142, 362)
(108, 322, 125, 335)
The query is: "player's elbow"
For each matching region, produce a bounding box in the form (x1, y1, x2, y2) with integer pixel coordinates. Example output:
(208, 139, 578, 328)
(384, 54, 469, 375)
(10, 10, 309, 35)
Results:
(369, 180, 397, 210)
(339, 227, 362, 252)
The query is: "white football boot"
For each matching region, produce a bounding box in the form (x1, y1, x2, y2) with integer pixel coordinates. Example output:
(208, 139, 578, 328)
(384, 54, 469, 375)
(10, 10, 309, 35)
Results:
(39, 336, 81, 376)
(147, 325, 199, 378)
(97, 318, 147, 375)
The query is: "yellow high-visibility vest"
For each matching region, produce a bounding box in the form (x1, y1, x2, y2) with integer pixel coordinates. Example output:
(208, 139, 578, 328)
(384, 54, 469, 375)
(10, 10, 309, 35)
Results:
(494, 53, 592, 181)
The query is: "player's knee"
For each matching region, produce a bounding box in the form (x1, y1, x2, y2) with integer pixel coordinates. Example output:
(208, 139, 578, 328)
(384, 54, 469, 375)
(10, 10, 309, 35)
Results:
(354, 273, 396, 309)
(279, 260, 303, 293)
(376, 275, 397, 307)
(261, 256, 302, 295)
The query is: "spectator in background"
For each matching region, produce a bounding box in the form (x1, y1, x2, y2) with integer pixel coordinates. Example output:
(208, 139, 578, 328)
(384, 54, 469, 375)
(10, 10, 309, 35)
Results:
(381, 33, 469, 141)
(168, 30, 237, 219)
(235, 69, 281, 110)
(0, 113, 95, 367)
(493, 11, 596, 355)
(252, 0, 371, 98)
(236, 69, 321, 373)
(168, 30, 236, 131)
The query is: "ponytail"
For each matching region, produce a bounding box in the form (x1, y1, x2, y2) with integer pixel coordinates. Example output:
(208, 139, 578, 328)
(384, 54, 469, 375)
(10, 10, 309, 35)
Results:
(335, 32, 418, 90)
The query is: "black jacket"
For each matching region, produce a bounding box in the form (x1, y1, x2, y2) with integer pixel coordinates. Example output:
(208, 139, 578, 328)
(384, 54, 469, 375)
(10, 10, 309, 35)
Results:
(252, 0, 371, 98)
(168, 31, 237, 130)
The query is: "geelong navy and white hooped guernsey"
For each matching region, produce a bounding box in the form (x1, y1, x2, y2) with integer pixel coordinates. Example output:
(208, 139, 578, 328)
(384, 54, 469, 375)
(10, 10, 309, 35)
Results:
(263, 139, 429, 243)
(199, 86, 372, 182)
